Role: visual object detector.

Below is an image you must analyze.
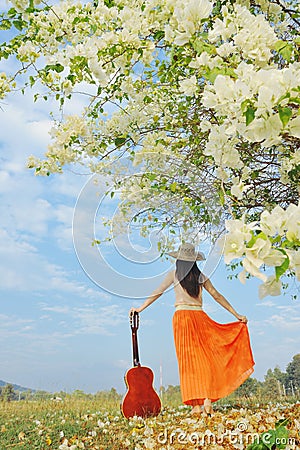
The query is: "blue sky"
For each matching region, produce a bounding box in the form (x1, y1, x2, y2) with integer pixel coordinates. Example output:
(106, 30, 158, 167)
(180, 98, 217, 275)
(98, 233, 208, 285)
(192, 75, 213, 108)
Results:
(0, 11, 299, 395)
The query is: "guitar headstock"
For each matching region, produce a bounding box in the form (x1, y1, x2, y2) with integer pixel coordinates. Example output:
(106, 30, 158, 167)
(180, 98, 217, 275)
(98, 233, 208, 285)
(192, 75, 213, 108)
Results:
(130, 311, 139, 332)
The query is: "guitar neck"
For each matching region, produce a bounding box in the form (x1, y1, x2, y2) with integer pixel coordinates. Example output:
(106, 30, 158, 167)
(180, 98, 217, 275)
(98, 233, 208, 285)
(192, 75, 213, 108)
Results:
(132, 329, 140, 367)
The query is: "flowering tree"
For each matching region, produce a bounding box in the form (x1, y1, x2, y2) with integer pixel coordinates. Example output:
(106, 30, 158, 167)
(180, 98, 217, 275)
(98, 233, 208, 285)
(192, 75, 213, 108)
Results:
(1, 0, 299, 298)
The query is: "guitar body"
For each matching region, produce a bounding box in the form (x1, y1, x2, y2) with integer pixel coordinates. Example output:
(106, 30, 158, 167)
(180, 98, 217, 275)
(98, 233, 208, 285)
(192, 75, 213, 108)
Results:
(122, 365, 161, 419)
(121, 312, 161, 419)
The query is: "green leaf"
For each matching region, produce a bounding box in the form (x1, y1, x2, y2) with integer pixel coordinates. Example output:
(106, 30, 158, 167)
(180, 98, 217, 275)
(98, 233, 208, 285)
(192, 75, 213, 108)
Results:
(274, 40, 293, 62)
(12, 19, 25, 30)
(145, 173, 156, 181)
(241, 100, 256, 125)
(260, 430, 276, 450)
(246, 444, 268, 450)
(72, 17, 81, 25)
(45, 63, 64, 73)
(204, 66, 236, 83)
(289, 96, 300, 105)
(143, 95, 152, 104)
(114, 137, 126, 147)
(274, 40, 286, 52)
(275, 425, 289, 449)
(288, 164, 300, 183)
(245, 107, 256, 125)
(275, 253, 289, 280)
(169, 182, 177, 193)
(90, 23, 97, 33)
(212, 0, 222, 15)
(104, 0, 114, 7)
(0, 19, 12, 30)
(219, 188, 225, 206)
(7, 7, 17, 18)
(192, 38, 216, 55)
(246, 232, 267, 249)
(280, 44, 293, 62)
(250, 170, 260, 180)
(278, 106, 292, 127)
(277, 92, 290, 104)
(67, 74, 76, 83)
(29, 76, 35, 87)
(153, 30, 164, 41)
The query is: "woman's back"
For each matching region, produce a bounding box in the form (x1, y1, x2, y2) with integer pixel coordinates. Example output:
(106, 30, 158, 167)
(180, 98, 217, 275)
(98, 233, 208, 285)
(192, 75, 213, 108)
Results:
(173, 271, 203, 307)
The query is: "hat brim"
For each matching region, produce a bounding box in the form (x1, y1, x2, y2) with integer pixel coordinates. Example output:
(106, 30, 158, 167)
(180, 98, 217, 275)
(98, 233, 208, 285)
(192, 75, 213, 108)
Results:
(167, 251, 206, 261)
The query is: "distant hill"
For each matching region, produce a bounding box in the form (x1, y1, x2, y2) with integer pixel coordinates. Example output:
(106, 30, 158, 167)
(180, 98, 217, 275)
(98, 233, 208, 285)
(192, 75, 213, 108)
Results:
(0, 380, 35, 392)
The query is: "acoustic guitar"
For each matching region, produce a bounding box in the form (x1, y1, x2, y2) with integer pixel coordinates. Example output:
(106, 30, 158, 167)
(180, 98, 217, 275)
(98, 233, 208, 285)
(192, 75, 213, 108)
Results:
(121, 311, 161, 419)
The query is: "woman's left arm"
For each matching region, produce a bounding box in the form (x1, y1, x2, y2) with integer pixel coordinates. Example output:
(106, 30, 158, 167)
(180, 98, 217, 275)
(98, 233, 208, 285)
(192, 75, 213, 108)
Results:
(203, 279, 248, 323)
(129, 271, 174, 315)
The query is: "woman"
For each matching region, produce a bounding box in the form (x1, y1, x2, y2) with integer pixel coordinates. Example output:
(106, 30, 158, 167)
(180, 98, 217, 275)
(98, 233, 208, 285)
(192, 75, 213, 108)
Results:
(129, 243, 255, 417)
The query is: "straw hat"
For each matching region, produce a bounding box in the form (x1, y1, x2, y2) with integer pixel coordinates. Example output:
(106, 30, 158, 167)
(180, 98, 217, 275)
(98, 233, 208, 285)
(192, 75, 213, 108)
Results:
(167, 243, 205, 261)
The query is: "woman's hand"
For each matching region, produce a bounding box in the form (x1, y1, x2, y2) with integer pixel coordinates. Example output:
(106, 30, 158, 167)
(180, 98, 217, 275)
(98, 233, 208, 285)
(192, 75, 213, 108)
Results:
(129, 307, 141, 317)
(236, 314, 248, 323)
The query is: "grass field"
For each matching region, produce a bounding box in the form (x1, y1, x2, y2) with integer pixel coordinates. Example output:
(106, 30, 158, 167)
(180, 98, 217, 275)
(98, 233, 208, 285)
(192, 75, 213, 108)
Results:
(0, 398, 299, 449)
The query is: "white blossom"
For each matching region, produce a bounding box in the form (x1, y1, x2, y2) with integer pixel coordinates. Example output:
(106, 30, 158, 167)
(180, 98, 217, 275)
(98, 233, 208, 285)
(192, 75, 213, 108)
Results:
(238, 270, 247, 284)
(216, 42, 237, 58)
(243, 256, 268, 282)
(172, 0, 213, 45)
(287, 250, 300, 281)
(189, 52, 223, 70)
(202, 75, 251, 118)
(241, 114, 283, 146)
(17, 41, 40, 62)
(88, 59, 109, 86)
(231, 177, 246, 199)
(259, 276, 282, 299)
(0, 73, 12, 99)
(244, 238, 271, 276)
(223, 231, 248, 264)
(204, 125, 244, 169)
(208, 16, 237, 43)
(10, 0, 41, 12)
(286, 203, 300, 243)
(263, 249, 287, 268)
(223, 218, 254, 264)
(288, 116, 300, 139)
(260, 206, 287, 237)
(179, 75, 198, 96)
(279, 150, 300, 185)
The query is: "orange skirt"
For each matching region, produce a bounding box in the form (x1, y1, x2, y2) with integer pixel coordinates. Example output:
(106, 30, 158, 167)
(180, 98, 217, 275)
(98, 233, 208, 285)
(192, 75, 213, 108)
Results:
(173, 310, 255, 405)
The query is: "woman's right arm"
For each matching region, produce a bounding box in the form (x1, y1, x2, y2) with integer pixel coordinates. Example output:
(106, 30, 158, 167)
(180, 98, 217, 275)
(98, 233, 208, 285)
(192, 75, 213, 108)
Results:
(129, 271, 174, 315)
(203, 278, 248, 323)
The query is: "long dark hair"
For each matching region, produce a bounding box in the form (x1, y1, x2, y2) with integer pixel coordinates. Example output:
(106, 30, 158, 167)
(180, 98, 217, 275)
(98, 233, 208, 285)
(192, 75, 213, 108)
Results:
(175, 260, 203, 298)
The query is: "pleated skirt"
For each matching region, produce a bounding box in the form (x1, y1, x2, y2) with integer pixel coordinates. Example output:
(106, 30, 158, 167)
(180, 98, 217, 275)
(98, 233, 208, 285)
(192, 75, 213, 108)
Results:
(173, 310, 255, 405)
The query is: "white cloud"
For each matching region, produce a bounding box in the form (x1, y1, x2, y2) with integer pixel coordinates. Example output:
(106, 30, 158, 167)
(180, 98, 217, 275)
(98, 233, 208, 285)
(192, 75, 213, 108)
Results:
(52, 204, 76, 249)
(0, 314, 35, 336)
(264, 313, 300, 331)
(255, 300, 277, 307)
(0, 96, 52, 159)
(0, 94, 55, 239)
(251, 300, 300, 330)
(51, 170, 90, 198)
(113, 359, 130, 369)
(0, 83, 104, 299)
(40, 302, 125, 335)
(0, 227, 111, 300)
